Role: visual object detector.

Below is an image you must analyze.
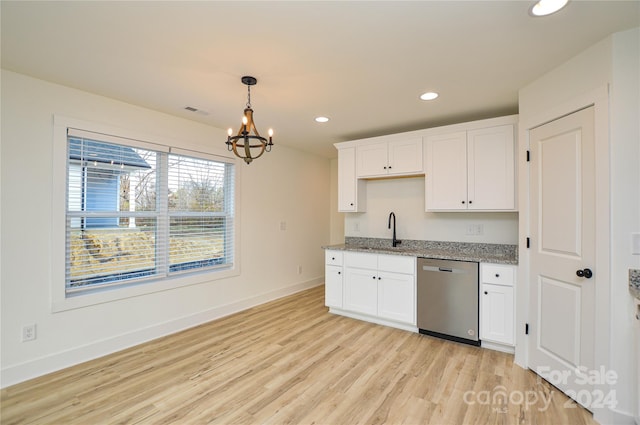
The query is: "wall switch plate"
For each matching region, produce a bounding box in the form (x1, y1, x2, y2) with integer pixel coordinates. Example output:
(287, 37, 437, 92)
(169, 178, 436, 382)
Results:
(632, 232, 640, 255)
(279, 221, 287, 231)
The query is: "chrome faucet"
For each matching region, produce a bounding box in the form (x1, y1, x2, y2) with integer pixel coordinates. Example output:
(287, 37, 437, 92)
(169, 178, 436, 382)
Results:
(388, 212, 401, 247)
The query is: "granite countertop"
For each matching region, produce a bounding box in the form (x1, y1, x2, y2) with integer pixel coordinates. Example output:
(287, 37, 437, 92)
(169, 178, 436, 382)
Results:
(630, 269, 640, 300)
(323, 237, 518, 265)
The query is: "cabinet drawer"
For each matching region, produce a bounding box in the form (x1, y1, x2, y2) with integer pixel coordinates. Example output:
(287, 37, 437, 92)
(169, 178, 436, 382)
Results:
(481, 264, 515, 286)
(345, 251, 377, 269)
(378, 254, 415, 274)
(325, 250, 343, 266)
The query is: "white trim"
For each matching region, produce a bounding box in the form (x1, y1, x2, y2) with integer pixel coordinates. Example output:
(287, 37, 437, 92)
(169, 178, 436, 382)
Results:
(334, 114, 519, 149)
(519, 86, 612, 422)
(328, 308, 419, 333)
(55, 115, 234, 160)
(481, 340, 515, 354)
(3, 278, 323, 388)
(67, 127, 170, 153)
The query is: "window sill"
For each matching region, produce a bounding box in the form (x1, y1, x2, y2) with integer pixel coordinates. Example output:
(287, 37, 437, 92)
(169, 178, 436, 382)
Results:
(51, 267, 239, 313)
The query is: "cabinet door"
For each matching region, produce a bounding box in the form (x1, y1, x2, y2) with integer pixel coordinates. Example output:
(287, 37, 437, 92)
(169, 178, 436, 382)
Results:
(344, 267, 378, 316)
(467, 125, 515, 210)
(325, 265, 343, 308)
(425, 132, 468, 210)
(388, 138, 423, 175)
(357, 142, 388, 177)
(338, 147, 359, 212)
(480, 283, 514, 345)
(377, 271, 415, 324)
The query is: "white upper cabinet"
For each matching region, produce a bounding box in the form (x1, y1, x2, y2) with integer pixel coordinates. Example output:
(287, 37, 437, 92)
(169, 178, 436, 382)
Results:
(424, 131, 468, 210)
(334, 115, 517, 213)
(337, 146, 365, 212)
(425, 124, 516, 211)
(467, 125, 515, 210)
(357, 138, 423, 178)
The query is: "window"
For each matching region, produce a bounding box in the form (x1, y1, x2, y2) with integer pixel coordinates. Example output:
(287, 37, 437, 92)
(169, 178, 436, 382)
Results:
(65, 128, 235, 296)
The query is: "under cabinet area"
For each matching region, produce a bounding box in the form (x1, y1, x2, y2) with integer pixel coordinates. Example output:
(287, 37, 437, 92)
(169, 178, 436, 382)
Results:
(325, 250, 416, 331)
(356, 138, 423, 178)
(480, 263, 516, 350)
(425, 124, 515, 211)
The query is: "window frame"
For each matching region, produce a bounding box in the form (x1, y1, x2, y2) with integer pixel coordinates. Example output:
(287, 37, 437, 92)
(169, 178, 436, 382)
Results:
(52, 115, 240, 312)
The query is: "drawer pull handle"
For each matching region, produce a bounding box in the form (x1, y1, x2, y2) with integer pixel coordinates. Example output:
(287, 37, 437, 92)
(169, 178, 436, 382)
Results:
(484, 291, 488, 295)
(495, 273, 500, 278)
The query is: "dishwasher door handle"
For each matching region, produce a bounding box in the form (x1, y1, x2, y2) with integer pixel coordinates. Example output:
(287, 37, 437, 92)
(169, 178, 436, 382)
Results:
(421, 265, 465, 273)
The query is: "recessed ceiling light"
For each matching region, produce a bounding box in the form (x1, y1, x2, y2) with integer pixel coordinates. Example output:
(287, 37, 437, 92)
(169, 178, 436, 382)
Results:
(420, 92, 439, 101)
(530, 0, 569, 16)
(315, 116, 330, 123)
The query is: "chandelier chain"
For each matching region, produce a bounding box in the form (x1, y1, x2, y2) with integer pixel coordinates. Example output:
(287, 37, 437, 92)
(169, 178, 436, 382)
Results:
(246, 85, 252, 109)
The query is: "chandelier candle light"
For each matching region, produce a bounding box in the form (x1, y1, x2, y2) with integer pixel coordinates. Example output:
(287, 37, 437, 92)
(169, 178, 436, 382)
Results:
(226, 76, 274, 165)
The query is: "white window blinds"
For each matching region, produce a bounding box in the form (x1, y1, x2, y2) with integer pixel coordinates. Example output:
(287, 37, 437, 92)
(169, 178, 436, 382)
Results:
(65, 131, 235, 295)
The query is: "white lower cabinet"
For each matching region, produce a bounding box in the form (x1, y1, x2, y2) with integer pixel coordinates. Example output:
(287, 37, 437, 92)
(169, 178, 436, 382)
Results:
(344, 267, 378, 315)
(377, 271, 415, 324)
(324, 250, 344, 308)
(480, 263, 516, 348)
(325, 265, 343, 308)
(327, 251, 416, 330)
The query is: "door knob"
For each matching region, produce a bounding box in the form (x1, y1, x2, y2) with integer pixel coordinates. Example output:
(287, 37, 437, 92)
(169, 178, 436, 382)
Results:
(576, 268, 593, 279)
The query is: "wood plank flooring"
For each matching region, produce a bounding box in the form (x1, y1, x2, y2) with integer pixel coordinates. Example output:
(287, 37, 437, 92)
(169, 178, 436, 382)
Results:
(1, 285, 596, 424)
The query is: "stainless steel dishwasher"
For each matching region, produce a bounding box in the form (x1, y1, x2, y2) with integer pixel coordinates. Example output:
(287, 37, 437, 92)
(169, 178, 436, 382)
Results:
(417, 258, 480, 346)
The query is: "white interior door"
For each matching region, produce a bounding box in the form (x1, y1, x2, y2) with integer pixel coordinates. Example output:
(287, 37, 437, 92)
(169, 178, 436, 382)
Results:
(528, 107, 596, 410)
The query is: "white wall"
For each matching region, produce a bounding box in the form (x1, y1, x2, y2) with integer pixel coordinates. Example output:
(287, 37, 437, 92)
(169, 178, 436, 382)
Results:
(0, 70, 332, 386)
(344, 177, 518, 245)
(518, 27, 640, 424)
(610, 28, 640, 424)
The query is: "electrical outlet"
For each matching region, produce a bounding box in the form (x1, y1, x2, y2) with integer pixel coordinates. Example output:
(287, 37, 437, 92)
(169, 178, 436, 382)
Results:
(353, 222, 360, 232)
(22, 324, 36, 342)
(279, 221, 287, 231)
(466, 224, 484, 236)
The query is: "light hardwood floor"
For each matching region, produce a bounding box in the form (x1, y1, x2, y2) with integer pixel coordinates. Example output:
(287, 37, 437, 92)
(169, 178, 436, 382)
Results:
(1, 285, 596, 424)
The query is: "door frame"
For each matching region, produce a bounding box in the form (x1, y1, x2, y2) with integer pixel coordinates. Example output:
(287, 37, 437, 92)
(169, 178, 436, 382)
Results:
(516, 86, 611, 418)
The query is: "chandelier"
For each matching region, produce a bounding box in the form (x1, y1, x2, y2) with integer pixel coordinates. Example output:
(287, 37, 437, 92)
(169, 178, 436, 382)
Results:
(226, 76, 273, 165)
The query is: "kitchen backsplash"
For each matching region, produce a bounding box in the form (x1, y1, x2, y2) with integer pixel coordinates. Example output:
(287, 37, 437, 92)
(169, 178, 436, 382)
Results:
(344, 177, 519, 245)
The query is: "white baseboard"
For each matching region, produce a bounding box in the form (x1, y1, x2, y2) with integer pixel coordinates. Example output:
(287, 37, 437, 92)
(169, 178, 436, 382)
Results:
(328, 308, 419, 333)
(480, 340, 515, 354)
(593, 406, 637, 425)
(1, 278, 323, 389)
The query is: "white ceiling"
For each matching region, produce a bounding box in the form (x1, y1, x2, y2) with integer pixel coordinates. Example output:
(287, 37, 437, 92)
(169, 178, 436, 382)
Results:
(2, 1, 639, 158)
